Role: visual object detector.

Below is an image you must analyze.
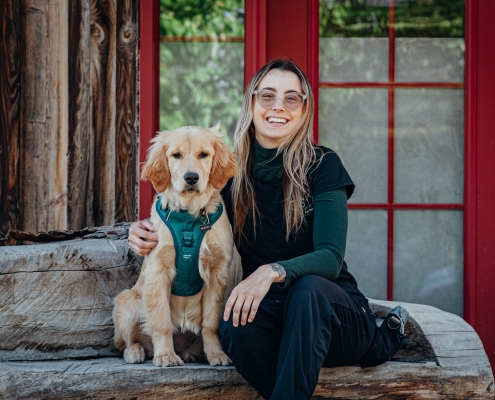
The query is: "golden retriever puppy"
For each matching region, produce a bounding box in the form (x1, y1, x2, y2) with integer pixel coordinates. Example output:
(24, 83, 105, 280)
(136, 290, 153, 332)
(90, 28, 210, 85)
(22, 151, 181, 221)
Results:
(113, 125, 237, 367)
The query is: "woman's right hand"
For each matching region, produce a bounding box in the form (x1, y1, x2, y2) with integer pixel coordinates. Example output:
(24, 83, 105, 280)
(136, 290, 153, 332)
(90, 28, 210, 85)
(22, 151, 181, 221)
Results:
(128, 220, 159, 256)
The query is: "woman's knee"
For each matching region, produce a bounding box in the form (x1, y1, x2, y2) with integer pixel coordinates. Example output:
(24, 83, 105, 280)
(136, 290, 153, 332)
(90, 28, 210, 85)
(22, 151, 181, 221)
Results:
(289, 275, 338, 300)
(219, 317, 258, 356)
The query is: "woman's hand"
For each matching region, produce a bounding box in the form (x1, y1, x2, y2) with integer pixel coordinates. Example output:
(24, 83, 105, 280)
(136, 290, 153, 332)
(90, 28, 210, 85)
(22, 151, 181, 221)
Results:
(128, 220, 159, 256)
(223, 263, 286, 327)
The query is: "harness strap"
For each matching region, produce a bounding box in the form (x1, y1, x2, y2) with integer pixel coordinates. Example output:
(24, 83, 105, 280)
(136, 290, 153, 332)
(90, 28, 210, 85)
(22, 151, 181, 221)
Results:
(155, 198, 223, 296)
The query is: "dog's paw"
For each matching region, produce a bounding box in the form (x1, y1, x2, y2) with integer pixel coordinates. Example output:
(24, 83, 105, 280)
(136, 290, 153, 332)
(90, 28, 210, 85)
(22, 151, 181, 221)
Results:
(123, 344, 145, 364)
(207, 351, 232, 366)
(153, 352, 184, 367)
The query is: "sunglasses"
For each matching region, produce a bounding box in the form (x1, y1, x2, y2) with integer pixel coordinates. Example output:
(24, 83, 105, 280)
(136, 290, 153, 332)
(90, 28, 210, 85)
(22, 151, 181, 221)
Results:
(252, 89, 307, 111)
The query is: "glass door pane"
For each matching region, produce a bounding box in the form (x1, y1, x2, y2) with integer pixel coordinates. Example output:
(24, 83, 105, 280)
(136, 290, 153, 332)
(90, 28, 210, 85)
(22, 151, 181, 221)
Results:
(319, 2, 389, 82)
(319, 0, 391, 300)
(395, 0, 465, 82)
(159, 1, 245, 146)
(318, 0, 465, 315)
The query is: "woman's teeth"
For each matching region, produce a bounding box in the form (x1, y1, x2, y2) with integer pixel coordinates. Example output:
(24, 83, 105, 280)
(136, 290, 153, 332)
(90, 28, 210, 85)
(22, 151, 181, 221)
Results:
(267, 117, 287, 124)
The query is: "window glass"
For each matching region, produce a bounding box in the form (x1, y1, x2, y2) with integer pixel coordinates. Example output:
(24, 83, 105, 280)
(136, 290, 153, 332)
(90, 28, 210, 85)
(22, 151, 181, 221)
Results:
(395, 0, 465, 82)
(346, 210, 388, 300)
(320, 1, 389, 82)
(395, 89, 464, 203)
(319, 0, 465, 316)
(319, 88, 388, 204)
(159, 0, 245, 146)
(394, 210, 464, 316)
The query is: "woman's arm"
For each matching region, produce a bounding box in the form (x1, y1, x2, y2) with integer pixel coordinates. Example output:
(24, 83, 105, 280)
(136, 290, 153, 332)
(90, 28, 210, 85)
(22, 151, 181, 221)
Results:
(223, 188, 348, 326)
(128, 220, 159, 256)
(277, 187, 348, 286)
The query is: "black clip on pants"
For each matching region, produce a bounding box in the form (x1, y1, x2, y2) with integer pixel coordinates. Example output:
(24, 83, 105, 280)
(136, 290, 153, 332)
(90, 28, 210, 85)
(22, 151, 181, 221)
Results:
(219, 275, 377, 400)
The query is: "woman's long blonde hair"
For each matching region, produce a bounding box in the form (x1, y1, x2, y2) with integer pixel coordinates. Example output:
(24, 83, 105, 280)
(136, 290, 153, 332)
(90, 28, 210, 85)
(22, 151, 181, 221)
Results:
(231, 59, 317, 243)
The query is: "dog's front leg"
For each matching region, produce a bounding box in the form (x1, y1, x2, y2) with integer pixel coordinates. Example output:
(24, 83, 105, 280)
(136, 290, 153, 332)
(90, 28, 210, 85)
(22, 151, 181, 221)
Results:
(144, 249, 184, 367)
(201, 268, 231, 366)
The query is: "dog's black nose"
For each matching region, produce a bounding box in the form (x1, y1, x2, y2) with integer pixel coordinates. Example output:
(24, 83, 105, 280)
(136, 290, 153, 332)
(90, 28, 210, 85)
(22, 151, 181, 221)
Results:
(184, 172, 199, 185)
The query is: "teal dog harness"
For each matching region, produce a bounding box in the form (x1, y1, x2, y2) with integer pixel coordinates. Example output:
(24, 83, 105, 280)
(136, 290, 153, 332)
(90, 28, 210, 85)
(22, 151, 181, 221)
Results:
(155, 198, 224, 296)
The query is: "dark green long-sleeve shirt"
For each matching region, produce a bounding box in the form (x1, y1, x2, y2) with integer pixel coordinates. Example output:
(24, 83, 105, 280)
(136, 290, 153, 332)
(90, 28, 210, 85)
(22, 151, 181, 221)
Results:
(252, 141, 348, 287)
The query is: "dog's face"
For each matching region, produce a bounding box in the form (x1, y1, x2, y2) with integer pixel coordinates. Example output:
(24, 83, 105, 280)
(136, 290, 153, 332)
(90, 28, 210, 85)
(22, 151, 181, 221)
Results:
(141, 125, 236, 196)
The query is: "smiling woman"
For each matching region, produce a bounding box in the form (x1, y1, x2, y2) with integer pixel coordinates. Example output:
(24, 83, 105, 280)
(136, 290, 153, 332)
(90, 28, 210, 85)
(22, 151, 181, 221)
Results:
(129, 58, 388, 400)
(251, 70, 305, 149)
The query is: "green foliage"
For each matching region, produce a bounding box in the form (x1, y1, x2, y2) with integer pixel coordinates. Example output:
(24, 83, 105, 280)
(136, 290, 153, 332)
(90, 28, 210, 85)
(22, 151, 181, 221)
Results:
(160, 0, 244, 36)
(395, 0, 464, 38)
(159, 42, 244, 147)
(320, 0, 464, 38)
(158, 1, 246, 147)
(320, 0, 389, 37)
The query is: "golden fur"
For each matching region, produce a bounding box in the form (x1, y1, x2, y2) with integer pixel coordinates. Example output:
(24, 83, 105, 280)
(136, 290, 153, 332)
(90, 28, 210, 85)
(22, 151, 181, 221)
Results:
(113, 125, 237, 367)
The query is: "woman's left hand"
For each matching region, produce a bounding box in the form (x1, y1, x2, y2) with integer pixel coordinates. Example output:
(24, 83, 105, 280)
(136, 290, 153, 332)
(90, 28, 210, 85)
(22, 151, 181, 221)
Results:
(223, 264, 285, 327)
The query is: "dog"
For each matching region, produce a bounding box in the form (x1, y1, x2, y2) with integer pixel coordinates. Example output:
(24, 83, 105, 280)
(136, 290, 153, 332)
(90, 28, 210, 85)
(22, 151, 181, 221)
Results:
(113, 124, 237, 367)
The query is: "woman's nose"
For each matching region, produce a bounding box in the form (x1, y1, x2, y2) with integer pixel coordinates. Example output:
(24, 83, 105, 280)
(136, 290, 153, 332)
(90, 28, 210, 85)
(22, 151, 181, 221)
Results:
(272, 97, 285, 110)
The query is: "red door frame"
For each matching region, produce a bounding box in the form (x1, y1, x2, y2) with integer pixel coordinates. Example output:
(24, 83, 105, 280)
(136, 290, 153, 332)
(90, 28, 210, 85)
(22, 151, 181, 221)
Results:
(139, 0, 495, 368)
(139, 0, 160, 220)
(464, 0, 495, 368)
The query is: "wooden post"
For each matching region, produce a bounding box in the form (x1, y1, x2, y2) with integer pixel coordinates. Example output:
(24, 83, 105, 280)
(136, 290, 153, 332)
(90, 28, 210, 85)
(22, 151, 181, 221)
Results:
(67, 0, 92, 230)
(0, 1, 21, 241)
(20, 0, 69, 232)
(114, 0, 139, 223)
(90, 0, 117, 226)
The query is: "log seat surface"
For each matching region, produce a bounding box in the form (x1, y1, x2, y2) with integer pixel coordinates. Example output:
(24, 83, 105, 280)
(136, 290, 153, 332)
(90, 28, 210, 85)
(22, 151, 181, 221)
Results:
(0, 226, 493, 399)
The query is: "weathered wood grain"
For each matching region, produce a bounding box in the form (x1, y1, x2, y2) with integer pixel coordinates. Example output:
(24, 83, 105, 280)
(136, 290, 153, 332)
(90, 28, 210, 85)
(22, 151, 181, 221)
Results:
(0, 357, 493, 399)
(20, 0, 69, 233)
(114, 0, 139, 223)
(0, 360, 262, 400)
(0, 224, 141, 361)
(68, 0, 92, 230)
(0, 234, 493, 397)
(90, 0, 117, 226)
(0, 1, 21, 242)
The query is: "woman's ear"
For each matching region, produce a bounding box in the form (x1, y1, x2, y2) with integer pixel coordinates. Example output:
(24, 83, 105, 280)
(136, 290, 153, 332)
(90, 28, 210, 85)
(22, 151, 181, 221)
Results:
(210, 139, 237, 190)
(141, 140, 170, 193)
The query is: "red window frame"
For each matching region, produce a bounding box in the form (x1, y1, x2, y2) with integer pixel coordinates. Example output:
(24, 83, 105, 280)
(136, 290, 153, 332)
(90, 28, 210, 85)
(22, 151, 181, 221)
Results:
(318, 0, 465, 301)
(139, 0, 495, 368)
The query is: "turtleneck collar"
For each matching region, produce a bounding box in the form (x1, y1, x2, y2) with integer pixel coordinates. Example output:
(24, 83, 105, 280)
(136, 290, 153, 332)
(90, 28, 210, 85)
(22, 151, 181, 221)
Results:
(253, 139, 284, 181)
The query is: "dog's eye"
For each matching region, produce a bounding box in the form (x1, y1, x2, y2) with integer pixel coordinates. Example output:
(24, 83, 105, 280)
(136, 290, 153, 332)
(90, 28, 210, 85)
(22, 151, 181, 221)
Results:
(172, 153, 182, 159)
(199, 152, 209, 159)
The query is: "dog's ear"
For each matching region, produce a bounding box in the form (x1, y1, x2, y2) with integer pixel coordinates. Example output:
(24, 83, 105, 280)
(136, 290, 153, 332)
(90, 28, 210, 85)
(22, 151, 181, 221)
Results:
(210, 138, 237, 189)
(209, 121, 221, 134)
(141, 139, 170, 193)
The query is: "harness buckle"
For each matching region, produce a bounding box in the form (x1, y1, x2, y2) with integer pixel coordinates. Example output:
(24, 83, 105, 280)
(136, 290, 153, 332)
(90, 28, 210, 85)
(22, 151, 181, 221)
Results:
(182, 232, 194, 247)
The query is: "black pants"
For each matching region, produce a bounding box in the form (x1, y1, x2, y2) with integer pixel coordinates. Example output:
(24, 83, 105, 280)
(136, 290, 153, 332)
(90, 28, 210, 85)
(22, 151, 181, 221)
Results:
(219, 275, 377, 400)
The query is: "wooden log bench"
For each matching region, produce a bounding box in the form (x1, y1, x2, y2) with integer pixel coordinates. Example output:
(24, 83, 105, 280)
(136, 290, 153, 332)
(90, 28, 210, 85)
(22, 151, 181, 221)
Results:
(0, 225, 493, 399)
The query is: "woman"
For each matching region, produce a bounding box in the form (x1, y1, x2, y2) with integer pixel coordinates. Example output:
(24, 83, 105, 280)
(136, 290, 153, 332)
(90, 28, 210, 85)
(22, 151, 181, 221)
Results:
(128, 59, 378, 400)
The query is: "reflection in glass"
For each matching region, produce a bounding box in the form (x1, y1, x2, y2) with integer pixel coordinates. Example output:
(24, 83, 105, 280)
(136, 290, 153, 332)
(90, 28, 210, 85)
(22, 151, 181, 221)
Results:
(160, 42, 244, 145)
(159, 0, 244, 145)
(395, 89, 464, 203)
(319, 88, 388, 203)
(160, 0, 245, 37)
(346, 210, 388, 300)
(396, 38, 464, 82)
(320, 0, 389, 38)
(319, 0, 389, 82)
(320, 38, 388, 82)
(394, 210, 463, 316)
(395, 0, 464, 38)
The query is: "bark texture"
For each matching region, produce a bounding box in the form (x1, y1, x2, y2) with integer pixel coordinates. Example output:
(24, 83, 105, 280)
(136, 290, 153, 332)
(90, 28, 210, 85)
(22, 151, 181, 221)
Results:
(0, 0, 139, 237)
(0, 1, 21, 243)
(0, 236, 493, 399)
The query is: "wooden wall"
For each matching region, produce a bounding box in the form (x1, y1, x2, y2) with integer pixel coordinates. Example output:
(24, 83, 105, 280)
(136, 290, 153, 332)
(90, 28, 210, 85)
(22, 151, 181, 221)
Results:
(0, 0, 139, 239)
